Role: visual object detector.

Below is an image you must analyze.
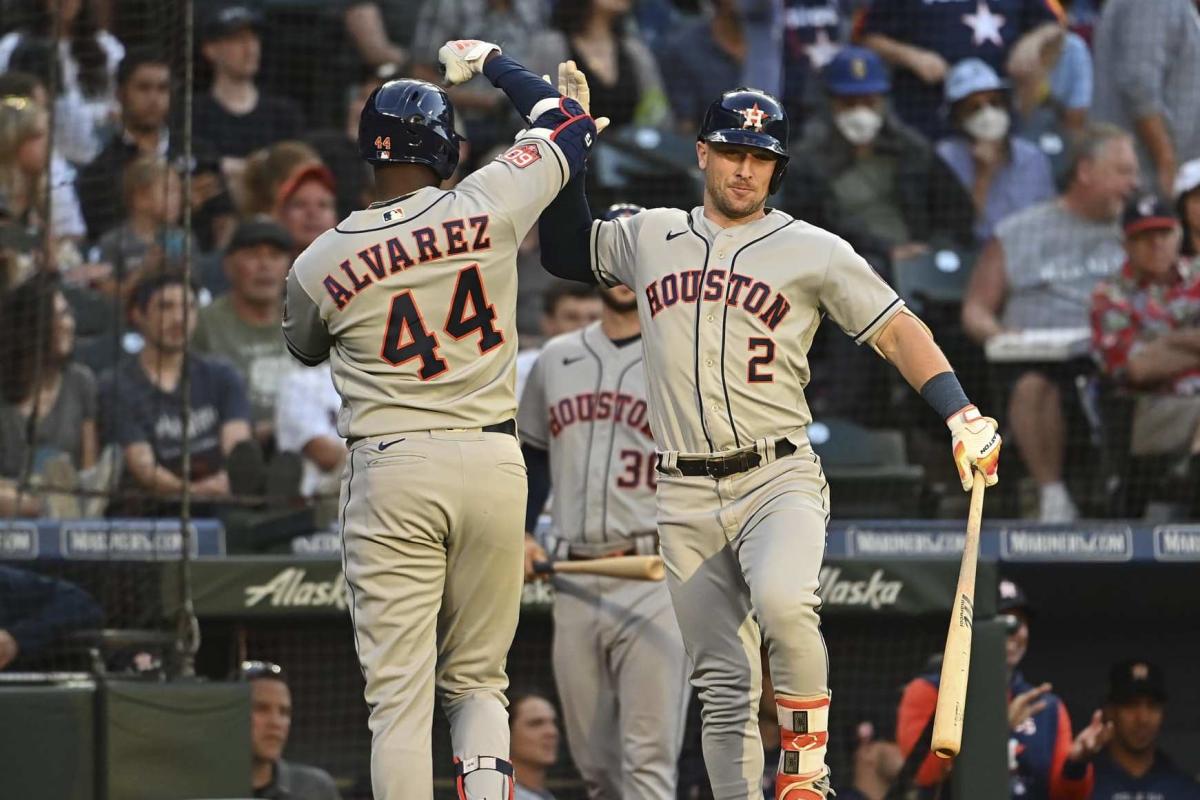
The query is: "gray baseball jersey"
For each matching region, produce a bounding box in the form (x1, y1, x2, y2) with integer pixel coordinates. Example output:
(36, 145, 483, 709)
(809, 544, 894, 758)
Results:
(517, 322, 656, 548)
(589, 207, 903, 454)
(281, 128, 572, 800)
(283, 133, 571, 439)
(586, 204, 903, 798)
(517, 321, 690, 799)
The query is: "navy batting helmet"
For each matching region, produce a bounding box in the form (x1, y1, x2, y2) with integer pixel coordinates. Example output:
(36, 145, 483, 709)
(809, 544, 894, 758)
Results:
(601, 203, 644, 220)
(358, 79, 464, 180)
(698, 88, 789, 194)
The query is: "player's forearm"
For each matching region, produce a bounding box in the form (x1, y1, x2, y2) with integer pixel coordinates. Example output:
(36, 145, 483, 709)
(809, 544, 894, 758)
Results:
(522, 443, 551, 533)
(539, 172, 597, 284)
(483, 54, 561, 123)
(876, 313, 955, 395)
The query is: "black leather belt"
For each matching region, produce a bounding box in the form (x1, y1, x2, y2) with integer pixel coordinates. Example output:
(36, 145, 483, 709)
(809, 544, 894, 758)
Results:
(483, 419, 516, 437)
(664, 438, 797, 479)
(566, 544, 635, 561)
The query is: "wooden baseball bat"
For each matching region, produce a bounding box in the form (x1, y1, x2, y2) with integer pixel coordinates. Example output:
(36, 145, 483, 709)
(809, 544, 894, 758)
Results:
(931, 469, 987, 759)
(533, 555, 665, 581)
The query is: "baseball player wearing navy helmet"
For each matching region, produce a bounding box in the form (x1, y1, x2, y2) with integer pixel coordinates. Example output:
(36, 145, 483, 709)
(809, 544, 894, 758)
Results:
(284, 41, 598, 800)
(536, 68, 1002, 800)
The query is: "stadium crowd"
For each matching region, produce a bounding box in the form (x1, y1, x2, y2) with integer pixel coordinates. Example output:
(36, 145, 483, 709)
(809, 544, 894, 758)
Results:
(2, 0, 1200, 526)
(2, 1, 1200, 797)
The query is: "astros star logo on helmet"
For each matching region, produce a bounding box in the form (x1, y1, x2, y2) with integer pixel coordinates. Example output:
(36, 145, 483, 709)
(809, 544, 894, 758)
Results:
(739, 103, 767, 132)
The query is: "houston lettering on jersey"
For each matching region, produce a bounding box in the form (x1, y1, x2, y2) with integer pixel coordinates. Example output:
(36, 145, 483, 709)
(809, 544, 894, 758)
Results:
(321, 215, 492, 310)
(548, 390, 654, 439)
(643, 268, 791, 330)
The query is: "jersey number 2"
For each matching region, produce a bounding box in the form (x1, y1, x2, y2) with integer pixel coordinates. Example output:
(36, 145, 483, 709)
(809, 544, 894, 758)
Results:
(380, 265, 503, 379)
(748, 338, 775, 383)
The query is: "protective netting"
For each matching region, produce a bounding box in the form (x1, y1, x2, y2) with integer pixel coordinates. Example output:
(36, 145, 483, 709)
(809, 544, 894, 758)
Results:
(4, 0, 1200, 796)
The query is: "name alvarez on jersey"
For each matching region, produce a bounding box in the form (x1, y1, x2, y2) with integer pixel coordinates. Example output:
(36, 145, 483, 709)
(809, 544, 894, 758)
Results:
(320, 215, 492, 310)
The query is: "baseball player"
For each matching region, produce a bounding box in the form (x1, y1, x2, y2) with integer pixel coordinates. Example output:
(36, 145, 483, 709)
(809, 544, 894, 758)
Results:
(536, 72, 1003, 800)
(282, 41, 598, 800)
(518, 203, 690, 800)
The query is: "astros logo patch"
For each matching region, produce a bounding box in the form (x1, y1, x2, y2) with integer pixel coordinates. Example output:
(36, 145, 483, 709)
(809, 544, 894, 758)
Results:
(739, 103, 767, 131)
(501, 143, 541, 168)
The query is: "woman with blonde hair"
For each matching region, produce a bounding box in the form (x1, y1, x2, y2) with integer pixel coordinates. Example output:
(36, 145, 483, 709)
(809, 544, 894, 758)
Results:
(0, 94, 86, 248)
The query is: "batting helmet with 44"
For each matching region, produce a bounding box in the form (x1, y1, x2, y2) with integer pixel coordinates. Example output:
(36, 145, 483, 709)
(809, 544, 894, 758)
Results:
(698, 88, 789, 194)
(359, 78, 464, 180)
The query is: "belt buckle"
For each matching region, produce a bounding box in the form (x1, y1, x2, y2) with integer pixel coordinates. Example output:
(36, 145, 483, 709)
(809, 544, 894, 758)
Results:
(704, 457, 725, 479)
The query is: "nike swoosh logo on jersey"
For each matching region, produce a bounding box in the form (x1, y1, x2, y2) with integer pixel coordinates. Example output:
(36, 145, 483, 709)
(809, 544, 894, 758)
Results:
(377, 438, 406, 451)
(665, 230, 687, 241)
(562, 355, 586, 366)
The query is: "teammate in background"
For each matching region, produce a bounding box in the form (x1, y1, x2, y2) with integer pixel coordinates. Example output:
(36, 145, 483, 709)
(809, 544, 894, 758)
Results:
(508, 689, 562, 800)
(1093, 660, 1200, 799)
(897, 580, 1111, 799)
(238, 660, 341, 800)
(519, 203, 690, 799)
(515, 281, 602, 398)
(840, 723, 902, 800)
(538, 68, 1001, 799)
(282, 41, 598, 799)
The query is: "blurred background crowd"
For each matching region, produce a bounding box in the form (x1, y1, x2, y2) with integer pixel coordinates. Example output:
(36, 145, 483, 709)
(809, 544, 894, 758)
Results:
(2, 1, 1200, 797)
(4, 0, 1200, 529)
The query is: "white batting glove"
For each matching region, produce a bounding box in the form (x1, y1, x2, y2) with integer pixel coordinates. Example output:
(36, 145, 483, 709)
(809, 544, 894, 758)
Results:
(557, 60, 610, 134)
(438, 39, 501, 85)
(947, 405, 1001, 491)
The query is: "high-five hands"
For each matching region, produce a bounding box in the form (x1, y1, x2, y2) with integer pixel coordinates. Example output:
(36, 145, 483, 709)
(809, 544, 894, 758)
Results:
(438, 39, 501, 85)
(555, 60, 610, 135)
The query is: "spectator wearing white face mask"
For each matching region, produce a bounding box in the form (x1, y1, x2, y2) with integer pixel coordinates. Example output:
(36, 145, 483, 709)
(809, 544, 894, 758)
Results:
(783, 46, 974, 274)
(936, 59, 1056, 244)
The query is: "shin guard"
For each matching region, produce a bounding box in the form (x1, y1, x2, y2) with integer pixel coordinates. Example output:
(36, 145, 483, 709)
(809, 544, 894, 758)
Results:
(775, 693, 832, 800)
(453, 755, 515, 800)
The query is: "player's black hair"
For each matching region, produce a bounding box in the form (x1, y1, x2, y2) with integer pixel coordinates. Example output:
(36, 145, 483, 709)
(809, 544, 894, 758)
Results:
(117, 46, 170, 88)
(542, 280, 599, 316)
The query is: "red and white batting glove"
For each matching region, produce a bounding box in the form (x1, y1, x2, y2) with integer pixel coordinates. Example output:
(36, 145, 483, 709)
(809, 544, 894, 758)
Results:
(947, 405, 1001, 491)
(438, 39, 501, 85)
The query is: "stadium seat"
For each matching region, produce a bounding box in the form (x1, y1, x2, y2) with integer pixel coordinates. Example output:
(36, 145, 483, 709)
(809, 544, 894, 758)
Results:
(892, 245, 977, 317)
(810, 417, 926, 518)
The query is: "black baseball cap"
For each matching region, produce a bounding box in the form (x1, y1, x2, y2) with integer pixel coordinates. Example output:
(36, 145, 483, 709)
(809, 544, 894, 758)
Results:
(225, 218, 293, 255)
(997, 578, 1033, 618)
(1122, 194, 1178, 237)
(1107, 659, 1167, 704)
(201, 5, 263, 43)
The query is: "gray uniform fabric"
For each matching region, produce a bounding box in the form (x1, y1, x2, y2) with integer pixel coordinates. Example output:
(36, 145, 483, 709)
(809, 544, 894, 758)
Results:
(284, 130, 570, 800)
(589, 206, 903, 797)
(518, 323, 689, 799)
(993, 200, 1125, 332)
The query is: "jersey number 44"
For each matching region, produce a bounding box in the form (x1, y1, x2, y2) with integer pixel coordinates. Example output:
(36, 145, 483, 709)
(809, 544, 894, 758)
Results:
(380, 264, 503, 380)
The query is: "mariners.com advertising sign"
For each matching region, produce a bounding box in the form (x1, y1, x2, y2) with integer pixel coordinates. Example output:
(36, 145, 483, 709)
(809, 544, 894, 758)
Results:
(163, 559, 997, 618)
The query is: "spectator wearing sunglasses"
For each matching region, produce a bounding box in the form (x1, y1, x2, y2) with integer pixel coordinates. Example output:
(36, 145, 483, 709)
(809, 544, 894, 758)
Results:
(896, 580, 1110, 799)
(238, 660, 342, 800)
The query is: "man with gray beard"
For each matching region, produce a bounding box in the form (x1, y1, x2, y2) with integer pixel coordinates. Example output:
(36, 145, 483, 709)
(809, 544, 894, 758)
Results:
(962, 124, 1139, 522)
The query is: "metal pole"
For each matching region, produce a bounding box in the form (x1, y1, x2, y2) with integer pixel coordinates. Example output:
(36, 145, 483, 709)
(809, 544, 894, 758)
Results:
(175, 0, 200, 679)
